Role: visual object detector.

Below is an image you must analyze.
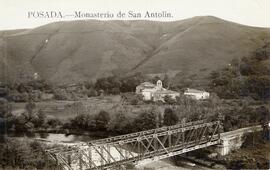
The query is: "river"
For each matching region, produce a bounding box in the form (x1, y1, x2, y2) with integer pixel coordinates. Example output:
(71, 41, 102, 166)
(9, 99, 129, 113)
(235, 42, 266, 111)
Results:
(2, 132, 95, 143)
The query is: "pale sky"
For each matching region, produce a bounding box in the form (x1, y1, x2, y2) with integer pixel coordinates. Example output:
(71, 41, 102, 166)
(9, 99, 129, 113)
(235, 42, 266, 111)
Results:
(0, 0, 270, 30)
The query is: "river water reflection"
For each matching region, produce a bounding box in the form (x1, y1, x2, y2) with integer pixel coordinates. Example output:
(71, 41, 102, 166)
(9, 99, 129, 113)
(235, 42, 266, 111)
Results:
(35, 133, 95, 142)
(2, 132, 95, 143)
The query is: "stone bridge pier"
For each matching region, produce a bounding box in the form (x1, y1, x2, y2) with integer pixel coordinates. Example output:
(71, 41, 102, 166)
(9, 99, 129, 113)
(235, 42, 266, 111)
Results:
(215, 134, 244, 156)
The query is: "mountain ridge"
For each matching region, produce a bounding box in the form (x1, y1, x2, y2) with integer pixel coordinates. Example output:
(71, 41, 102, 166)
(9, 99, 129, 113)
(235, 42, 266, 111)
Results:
(1, 16, 270, 86)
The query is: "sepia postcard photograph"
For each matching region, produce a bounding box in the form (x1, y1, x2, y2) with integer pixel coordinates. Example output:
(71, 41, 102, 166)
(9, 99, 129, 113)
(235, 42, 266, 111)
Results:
(0, 0, 270, 169)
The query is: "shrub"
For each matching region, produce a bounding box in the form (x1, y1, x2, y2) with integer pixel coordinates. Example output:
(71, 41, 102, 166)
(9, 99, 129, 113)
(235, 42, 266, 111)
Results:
(107, 113, 131, 134)
(95, 110, 110, 131)
(47, 118, 62, 128)
(130, 94, 143, 105)
(87, 88, 98, 97)
(164, 95, 176, 105)
(132, 111, 157, 132)
(0, 138, 50, 169)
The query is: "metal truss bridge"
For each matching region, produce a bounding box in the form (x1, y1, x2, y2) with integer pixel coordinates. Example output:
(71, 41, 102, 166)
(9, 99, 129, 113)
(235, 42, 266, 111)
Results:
(46, 120, 221, 170)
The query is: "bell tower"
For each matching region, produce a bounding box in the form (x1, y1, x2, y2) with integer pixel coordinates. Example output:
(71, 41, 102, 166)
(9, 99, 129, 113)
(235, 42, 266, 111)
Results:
(156, 80, 163, 90)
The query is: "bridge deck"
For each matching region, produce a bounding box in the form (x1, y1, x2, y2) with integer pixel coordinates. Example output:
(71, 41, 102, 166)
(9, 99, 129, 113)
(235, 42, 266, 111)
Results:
(221, 125, 262, 139)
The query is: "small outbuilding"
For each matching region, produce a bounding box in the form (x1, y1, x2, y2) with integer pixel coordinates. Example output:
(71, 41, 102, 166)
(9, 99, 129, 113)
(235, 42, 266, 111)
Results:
(184, 88, 210, 100)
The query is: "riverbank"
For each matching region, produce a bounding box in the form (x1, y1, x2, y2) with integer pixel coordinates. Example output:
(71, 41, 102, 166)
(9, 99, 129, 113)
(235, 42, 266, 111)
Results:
(222, 141, 270, 169)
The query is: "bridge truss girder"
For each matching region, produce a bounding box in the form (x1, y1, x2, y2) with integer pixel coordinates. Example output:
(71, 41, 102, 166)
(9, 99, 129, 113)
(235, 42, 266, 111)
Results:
(46, 120, 221, 170)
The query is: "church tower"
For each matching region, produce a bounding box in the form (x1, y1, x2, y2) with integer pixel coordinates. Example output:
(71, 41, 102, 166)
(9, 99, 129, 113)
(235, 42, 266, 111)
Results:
(156, 80, 163, 90)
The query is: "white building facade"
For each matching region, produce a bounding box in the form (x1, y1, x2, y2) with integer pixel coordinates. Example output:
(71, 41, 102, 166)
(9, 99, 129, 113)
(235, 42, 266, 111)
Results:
(184, 88, 210, 100)
(136, 80, 180, 101)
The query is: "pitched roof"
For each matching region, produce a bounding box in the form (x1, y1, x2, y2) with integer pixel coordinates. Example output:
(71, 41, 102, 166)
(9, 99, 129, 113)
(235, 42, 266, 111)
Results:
(139, 82, 155, 87)
(185, 88, 206, 93)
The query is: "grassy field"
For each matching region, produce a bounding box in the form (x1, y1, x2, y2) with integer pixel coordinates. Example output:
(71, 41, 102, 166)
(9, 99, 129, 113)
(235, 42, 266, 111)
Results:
(10, 95, 170, 122)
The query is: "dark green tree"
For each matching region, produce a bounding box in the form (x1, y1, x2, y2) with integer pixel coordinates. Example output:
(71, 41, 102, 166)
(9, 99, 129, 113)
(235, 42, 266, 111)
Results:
(247, 75, 270, 100)
(133, 111, 157, 131)
(107, 113, 130, 134)
(162, 74, 170, 88)
(95, 110, 110, 131)
(163, 108, 179, 126)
